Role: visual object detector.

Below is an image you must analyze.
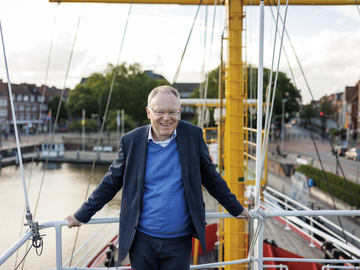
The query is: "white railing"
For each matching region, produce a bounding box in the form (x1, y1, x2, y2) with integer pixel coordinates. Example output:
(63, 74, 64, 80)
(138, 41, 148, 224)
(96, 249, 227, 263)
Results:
(264, 186, 360, 255)
(2, 211, 360, 270)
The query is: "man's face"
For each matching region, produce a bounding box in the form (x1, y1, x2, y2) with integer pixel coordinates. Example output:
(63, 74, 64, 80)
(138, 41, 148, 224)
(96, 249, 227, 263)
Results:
(146, 91, 181, 142)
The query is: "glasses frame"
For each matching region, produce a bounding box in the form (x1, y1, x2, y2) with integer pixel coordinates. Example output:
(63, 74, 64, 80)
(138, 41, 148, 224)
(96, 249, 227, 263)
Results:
(148, 107, 181, 117)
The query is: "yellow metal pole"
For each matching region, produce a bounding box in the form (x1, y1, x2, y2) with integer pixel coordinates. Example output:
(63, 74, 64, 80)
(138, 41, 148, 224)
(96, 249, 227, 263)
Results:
(224, 0, 247, 269)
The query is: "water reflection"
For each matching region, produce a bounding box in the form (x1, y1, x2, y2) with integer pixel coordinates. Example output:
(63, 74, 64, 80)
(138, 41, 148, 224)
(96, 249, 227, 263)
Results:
(0, 162, 121, 270)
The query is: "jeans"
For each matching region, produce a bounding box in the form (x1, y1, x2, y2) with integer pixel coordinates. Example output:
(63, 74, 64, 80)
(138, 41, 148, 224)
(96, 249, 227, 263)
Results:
(129, 230, 192, 270)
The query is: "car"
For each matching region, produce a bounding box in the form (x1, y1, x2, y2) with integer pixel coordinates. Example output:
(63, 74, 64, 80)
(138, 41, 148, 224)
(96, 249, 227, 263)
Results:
(330, 145, 347, 156)
(345, 148, 359, 161)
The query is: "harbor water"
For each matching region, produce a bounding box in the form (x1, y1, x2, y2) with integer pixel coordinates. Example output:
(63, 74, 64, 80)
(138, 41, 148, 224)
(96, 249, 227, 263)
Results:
(0, 162, 122, 270)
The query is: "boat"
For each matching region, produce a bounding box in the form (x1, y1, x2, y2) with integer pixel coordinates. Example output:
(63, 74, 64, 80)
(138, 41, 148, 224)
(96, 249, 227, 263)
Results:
(42, 142, 65, 157)
(1, 0, 360, 269)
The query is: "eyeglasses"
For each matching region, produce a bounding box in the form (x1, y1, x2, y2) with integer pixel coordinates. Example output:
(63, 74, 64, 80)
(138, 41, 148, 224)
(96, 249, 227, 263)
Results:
(148, 107, 180, 116)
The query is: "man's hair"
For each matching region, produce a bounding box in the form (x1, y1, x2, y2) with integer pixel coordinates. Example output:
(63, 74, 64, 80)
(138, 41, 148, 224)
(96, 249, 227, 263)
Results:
(147, 85, 181, 108)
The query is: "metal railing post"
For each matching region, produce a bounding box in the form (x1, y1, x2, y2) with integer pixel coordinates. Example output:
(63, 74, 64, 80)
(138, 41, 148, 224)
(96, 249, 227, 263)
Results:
(55, 223, 63, 270)
(309, 217, 315, 248)
(284, 198, 291, 231)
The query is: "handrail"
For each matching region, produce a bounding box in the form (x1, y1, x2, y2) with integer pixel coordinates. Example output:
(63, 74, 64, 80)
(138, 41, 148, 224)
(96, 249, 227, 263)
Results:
(265, 186, 360, 246)
(2, 210, 360, 270)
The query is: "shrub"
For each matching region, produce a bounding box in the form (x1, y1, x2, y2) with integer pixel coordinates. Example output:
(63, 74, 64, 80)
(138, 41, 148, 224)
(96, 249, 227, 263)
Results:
(296, 165, 360, 208)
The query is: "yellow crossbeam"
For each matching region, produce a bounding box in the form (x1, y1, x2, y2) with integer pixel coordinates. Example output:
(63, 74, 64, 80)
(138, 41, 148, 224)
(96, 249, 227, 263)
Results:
(50, 0, 359, 5)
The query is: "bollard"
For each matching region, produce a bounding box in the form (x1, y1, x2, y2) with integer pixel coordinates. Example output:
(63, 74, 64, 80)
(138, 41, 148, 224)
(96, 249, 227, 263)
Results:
(77, 149, 80, 160)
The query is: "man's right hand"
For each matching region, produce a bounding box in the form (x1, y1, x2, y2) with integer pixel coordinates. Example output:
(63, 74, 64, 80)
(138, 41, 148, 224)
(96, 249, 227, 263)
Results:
(64, 214, 81, 228)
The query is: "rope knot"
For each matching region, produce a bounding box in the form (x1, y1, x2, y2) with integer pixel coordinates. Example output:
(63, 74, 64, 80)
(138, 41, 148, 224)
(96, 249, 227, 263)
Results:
(249, 208, 269, 221)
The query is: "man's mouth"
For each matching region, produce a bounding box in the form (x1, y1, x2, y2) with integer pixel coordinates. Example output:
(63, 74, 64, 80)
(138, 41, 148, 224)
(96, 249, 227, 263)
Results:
(160, 123, 172, 126)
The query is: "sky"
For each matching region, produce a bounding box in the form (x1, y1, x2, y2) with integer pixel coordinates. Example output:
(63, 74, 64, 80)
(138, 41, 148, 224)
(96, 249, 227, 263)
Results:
(0, 0, 359, 104)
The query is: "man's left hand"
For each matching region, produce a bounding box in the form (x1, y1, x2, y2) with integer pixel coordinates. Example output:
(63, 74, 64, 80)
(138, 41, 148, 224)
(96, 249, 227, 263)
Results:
(236, 207, 250, 221)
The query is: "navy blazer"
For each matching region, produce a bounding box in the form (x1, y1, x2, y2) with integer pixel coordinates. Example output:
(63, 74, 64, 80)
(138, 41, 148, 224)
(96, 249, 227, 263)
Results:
(74, 120, 244, 263)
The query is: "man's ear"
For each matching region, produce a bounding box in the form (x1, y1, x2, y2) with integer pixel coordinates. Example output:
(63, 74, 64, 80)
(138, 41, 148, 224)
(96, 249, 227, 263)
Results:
(146, 107, 151, 119)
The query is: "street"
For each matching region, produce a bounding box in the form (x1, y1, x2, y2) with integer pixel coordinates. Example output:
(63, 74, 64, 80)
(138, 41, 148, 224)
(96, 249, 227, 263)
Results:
(269, 124, 360, 185)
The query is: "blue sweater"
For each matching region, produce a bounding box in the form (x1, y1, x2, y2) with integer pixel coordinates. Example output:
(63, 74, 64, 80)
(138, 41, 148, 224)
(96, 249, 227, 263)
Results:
(137, 139, 192, 238)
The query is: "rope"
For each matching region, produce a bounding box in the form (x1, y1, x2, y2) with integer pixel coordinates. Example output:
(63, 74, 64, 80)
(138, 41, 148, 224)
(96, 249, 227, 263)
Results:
(172, 0, 203, 85)
(69, 1, 134, 266)
(247, 208, 269, 258)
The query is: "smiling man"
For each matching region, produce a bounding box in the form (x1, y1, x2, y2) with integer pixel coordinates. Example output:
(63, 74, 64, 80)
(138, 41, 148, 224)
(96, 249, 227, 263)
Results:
(65, 85, 250, 270)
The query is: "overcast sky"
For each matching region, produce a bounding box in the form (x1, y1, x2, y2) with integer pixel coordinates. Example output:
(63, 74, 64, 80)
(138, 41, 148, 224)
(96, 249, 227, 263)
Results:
(0, 0, 359, 104)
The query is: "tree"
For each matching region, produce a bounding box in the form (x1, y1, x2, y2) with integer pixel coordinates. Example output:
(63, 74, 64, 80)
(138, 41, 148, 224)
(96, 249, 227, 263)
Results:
(247, 65, 301, 128)
(48, 94, 68, 121)
(66, 62, 169, 128)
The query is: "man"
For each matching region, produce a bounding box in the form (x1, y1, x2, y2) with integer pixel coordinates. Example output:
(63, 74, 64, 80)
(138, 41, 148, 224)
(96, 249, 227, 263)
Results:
(65, 85, 250, 270)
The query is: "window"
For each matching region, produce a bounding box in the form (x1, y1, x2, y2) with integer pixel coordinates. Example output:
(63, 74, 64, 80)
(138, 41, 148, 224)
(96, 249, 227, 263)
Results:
(19, 113, 24, 120)
(37, 96, 44, 102)
(42, 104, 48, 111)
(19, 105, 24, 111)
(26, 105, 30, 111)
(0, 99, 7, 107)
(0, 109, 7, 117)
(14, 104, 18, 111)
(41, 113, 46, 120)
(26, 113, 31, 120)
(32, 113, 37, 119)
(32, 105, 37, 111)
(23, 95, 29, 102)
(12, 94, 15, 100)
(30, 95, 35, 102)
(17, 94, 22, 101)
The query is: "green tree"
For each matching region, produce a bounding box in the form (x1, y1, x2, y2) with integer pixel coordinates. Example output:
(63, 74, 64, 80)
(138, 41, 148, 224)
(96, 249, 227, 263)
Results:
(66, 62, 169, 128)
(247, 65, 301, 128)
(48, 94, 68, 120)
(68, 118, 99, 132)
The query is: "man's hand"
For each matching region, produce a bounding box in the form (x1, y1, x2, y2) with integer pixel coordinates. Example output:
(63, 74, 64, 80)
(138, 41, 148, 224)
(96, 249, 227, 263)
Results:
(64, 214, 81, 228)
(235, 207, 250, 221)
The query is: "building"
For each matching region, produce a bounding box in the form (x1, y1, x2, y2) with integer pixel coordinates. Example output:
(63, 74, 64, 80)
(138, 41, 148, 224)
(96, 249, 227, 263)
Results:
(0, 80, 67, 133)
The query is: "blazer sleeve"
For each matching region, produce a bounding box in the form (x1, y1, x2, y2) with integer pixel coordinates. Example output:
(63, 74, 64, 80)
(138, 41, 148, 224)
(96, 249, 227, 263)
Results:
(197, 130, 244, 217)
(74, 137, 126, 223)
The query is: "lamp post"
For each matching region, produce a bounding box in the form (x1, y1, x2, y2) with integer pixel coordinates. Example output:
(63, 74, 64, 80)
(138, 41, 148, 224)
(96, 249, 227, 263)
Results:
(281, 98, 288, 151)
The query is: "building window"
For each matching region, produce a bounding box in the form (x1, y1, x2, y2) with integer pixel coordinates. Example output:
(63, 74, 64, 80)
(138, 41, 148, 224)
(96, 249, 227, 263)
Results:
(0, 109, 7, 117)
(42, 104, 48, 111)
(19, 105, 24, 111)
(30, 95, 35, 102)
(32, 113, 37, 119)
(41, 113, 46, 120)
(26, 113, 31, 120)
(12, 94, 15, 100)
(37, 96, 44, 102)
(26, 105, 31, 111)
(19, 113, 24, 120)
(17, 94, 22, 101)
(32, 105, 37, 111)
(23, 95, 29, 102)
(0, 99, 6, 106)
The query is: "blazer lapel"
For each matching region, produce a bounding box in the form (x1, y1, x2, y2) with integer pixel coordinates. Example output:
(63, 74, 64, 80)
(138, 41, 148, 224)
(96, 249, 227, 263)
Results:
(135, 125, 150, 191)
(177, 122, 190, 188)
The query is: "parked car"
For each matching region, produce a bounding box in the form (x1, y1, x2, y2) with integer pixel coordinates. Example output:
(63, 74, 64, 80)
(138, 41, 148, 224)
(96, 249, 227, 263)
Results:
(345, 148, 359, 161)
(330, 145, 347, 156)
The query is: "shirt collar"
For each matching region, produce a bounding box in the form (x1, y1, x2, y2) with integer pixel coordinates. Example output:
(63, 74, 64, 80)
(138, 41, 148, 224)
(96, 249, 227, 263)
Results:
(148, 126, 177, 146)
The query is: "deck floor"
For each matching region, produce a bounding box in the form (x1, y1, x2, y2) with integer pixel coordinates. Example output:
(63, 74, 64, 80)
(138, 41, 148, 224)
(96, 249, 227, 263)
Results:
(263, 217, 325, 259)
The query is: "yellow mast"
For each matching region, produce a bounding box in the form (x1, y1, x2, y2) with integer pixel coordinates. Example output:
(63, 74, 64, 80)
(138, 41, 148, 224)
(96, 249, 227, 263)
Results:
(51, 0, 359, 269)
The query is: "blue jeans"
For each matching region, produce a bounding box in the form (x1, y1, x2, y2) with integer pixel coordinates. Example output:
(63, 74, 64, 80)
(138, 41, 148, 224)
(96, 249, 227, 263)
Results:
(129, 231, 192, 270)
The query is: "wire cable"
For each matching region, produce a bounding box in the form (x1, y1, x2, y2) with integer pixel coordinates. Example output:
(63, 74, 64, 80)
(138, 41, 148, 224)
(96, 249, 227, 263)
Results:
(69, 1, 134, 266)
(172, 0, 203, 85)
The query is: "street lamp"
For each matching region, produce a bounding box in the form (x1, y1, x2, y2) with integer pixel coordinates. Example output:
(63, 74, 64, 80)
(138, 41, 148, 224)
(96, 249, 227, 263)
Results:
(281, 98, 288, 151)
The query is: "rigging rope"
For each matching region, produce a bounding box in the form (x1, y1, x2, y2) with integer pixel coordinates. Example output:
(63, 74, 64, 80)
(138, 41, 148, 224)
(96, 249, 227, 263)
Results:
(256, 0, 290, 204)
(200, 0, 218, 128)
(247, 208, 269, 259)
(15, 3, 60, 269)
(69, 1, 134, 265)
(266, 0, 355, 243)
(172, 0, 203, 85)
